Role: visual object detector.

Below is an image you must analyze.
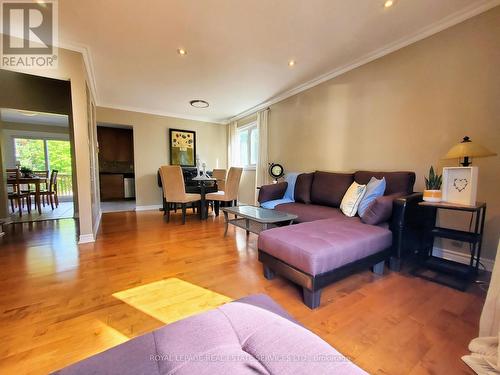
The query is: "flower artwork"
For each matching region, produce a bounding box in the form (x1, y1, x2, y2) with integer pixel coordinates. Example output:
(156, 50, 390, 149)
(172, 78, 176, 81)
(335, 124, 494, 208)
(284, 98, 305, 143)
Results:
(169, 129, 196, 167)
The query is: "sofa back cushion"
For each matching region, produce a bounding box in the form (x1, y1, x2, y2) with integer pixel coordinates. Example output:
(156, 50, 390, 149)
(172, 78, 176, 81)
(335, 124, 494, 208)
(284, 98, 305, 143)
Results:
(294, 173, 314, 204)
(354, 171, 415, 195)
(310, 171, 354, 207)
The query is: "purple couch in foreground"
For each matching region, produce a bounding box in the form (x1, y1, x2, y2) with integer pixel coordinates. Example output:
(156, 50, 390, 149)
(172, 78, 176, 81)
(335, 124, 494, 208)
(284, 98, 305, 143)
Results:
(52, 294, 367, 375)
(258, 170, 422, 308)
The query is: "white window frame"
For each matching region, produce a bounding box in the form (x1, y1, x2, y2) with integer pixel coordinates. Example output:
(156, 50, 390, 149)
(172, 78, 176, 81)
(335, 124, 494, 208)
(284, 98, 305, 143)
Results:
(237, 122, 258, 170)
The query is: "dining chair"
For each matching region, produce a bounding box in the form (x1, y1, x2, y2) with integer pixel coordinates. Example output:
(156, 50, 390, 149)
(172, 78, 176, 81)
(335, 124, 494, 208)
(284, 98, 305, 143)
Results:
(212, 169, 227, 192)
(205, 167, 243, 216)
(159, 165, 201, 224)
(31, 170, 59, 210)
(33, 170, 49, 206)
(7, 168, 31, 217)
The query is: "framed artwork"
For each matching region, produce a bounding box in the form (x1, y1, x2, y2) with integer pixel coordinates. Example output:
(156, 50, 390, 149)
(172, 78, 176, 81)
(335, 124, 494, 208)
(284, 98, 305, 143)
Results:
(442, 166, 478, 206)
(169, 129, 196, 167)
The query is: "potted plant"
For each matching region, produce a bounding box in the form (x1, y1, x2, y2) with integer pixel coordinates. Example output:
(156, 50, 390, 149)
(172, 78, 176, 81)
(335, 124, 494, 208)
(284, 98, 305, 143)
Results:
(20, 166, 33, 178)
(423, 166, 442, 202)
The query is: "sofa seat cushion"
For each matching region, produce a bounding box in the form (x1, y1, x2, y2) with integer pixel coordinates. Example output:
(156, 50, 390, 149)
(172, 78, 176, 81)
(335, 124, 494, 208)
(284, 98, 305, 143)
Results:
(275, 202, 349, 223)
(53, 294, 367, 375)
(261, 197, 294, 209)
(258, 219, 392, 276)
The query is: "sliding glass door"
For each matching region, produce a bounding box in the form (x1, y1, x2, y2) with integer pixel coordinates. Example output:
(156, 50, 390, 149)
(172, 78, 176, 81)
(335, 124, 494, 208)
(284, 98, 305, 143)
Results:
(14, 138, 73, 198)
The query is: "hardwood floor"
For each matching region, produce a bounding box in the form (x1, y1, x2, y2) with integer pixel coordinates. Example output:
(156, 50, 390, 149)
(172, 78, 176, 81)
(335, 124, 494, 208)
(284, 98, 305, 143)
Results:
(0, 210, 485, 374)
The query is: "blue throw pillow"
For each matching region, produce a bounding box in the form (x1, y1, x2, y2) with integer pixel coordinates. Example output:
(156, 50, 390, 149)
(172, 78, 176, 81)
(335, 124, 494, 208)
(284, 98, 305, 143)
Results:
(358, 177, 386, 216)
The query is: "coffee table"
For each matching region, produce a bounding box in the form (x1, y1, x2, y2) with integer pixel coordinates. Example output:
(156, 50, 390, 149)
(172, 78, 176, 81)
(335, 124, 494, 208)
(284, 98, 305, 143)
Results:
(221, 205, 298, 237)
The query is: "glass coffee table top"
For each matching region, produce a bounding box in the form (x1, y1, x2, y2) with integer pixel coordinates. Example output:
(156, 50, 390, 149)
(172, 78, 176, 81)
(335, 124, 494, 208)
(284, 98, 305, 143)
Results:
(221, 205, 297, 223)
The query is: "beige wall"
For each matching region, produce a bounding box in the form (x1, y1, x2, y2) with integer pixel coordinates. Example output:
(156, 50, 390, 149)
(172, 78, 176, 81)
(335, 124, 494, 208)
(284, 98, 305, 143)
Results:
(96, 107, 227, 208)
(247, 7, 500, 260)
(1, 43, 97, 240)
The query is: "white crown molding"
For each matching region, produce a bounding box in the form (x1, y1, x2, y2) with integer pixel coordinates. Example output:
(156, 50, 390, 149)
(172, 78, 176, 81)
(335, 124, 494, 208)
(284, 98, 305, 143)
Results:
(97, 102, 226, 125)
(228, 0, 500, 123)
(59, 41, 99, 104)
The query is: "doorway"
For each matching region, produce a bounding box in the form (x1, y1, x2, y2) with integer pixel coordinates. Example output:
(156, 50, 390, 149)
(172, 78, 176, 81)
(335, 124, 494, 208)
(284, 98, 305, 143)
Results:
(97, 124, 136, 213)
(1, 108, 75, 222)
(0, 70, 77, 225)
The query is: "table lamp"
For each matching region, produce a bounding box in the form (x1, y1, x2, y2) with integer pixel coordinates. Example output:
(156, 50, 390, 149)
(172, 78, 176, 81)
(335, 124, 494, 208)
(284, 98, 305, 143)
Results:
(442, 136, 497, 166)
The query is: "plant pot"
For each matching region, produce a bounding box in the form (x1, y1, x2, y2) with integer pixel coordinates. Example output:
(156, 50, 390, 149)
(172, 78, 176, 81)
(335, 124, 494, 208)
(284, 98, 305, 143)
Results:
(423, 189, 442, 202)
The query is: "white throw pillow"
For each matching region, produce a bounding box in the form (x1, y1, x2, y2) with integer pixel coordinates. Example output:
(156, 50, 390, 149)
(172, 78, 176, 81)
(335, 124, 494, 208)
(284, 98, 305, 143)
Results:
(340, 182, 367, 217)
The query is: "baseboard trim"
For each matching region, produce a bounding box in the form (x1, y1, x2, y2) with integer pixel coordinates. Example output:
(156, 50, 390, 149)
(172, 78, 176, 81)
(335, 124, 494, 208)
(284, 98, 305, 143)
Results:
(135, 204, 162, 211)
(433, 246, 494, 272)
(78, 234, 95, 244)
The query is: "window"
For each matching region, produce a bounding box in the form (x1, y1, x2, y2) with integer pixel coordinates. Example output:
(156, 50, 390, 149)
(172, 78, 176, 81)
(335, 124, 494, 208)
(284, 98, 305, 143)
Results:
(14, 137, 72, 175)
(237, 123, 258, 168)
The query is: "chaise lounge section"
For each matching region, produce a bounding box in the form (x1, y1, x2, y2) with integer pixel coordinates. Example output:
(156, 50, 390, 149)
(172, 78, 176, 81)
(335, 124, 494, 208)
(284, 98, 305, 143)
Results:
(258, 170, 423, 308)
(53, 294, 367, 374)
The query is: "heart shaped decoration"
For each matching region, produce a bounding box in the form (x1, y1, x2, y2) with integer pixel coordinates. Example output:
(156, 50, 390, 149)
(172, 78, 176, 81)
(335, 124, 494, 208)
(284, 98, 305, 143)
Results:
(453, 178, 468, 192)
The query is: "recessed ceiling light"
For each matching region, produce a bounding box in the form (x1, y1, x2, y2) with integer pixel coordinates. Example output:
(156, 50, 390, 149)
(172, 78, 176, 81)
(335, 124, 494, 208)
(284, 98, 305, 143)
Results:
(384, 0, 394, 8)
(177, 48, 187, 56)
(288, 60, 296, 67)
(189, 100, 209, 108)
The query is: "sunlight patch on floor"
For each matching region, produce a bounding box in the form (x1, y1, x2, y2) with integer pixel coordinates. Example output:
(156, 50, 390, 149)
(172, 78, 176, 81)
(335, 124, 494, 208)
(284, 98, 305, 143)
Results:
(112, 278, 232, 324)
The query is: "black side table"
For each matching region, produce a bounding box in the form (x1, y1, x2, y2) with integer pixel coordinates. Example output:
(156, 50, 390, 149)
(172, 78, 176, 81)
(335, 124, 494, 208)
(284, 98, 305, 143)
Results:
(413, 201, 487, 291)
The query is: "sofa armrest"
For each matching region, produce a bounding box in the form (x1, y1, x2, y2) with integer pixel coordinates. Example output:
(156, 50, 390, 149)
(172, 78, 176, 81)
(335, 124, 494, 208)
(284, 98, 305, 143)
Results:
(258, 182, 288, 204)
(390, 192, 431, 270)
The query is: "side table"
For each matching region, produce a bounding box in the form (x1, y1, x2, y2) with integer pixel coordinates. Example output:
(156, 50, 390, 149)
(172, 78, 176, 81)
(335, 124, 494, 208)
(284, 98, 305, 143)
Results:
(414, 201, 487, 291)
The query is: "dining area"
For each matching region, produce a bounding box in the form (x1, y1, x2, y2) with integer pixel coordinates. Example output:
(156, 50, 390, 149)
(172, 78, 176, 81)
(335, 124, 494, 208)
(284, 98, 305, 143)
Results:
(158, 165, 243, 224)
(6, 167, 61, 219)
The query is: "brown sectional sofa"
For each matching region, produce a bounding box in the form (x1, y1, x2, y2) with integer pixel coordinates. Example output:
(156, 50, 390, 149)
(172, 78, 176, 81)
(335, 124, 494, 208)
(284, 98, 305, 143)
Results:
(257, 170, 423, 308)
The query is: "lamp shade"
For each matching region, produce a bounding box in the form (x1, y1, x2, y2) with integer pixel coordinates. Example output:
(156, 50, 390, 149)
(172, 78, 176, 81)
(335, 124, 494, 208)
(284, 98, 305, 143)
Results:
(443, 136, 497, 159)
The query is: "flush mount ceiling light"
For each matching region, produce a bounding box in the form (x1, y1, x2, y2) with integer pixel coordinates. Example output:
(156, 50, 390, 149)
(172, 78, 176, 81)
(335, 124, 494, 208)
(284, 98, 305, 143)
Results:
(189, 100, 209, 108)
(384, 0, 394, 8)
(288, 59, 296, 67)
(177, 48, 187, 56)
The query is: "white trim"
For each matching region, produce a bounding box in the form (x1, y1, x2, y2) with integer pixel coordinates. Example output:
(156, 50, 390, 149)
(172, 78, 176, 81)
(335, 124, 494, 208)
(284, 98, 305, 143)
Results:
(97, 103, 227, 125)
(433, 246, 495, 272)
(78, 233, 95, 244)
(92, 209, 102, 239)
(228, 0, 500, 123)
(59, 42, 99, 104)
(135, 204, 162, 211)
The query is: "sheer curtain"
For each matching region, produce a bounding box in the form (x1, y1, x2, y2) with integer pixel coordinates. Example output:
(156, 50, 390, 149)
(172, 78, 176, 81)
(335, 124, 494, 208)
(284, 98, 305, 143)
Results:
(462, 240, 500, 374)
(255, 109, 269, 203)
(227, 120, 238, 167)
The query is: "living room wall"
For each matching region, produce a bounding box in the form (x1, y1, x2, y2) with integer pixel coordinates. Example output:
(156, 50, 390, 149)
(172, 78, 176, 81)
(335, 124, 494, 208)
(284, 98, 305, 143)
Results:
(258, 7, 500, 261)
(0, 50, 96, 242)
(96, 107, 227, 209)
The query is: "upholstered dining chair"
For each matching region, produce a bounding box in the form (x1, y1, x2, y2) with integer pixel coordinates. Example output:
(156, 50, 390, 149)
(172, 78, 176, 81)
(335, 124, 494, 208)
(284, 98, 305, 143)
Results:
(212, 169, 227, 192)
(159, 165, 201, 224)
(7, 168, 31, 217)
(205, 167, 243, 216)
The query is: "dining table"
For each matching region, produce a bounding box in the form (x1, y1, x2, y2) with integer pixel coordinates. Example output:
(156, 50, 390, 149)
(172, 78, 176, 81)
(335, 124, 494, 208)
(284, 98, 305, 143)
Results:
(7, 176, 48, 214)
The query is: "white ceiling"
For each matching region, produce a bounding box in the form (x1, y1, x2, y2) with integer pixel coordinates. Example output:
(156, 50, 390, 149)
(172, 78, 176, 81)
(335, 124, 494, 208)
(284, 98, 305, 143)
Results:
(0, 108, 69, 127)
(57, 0, 498, 123)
